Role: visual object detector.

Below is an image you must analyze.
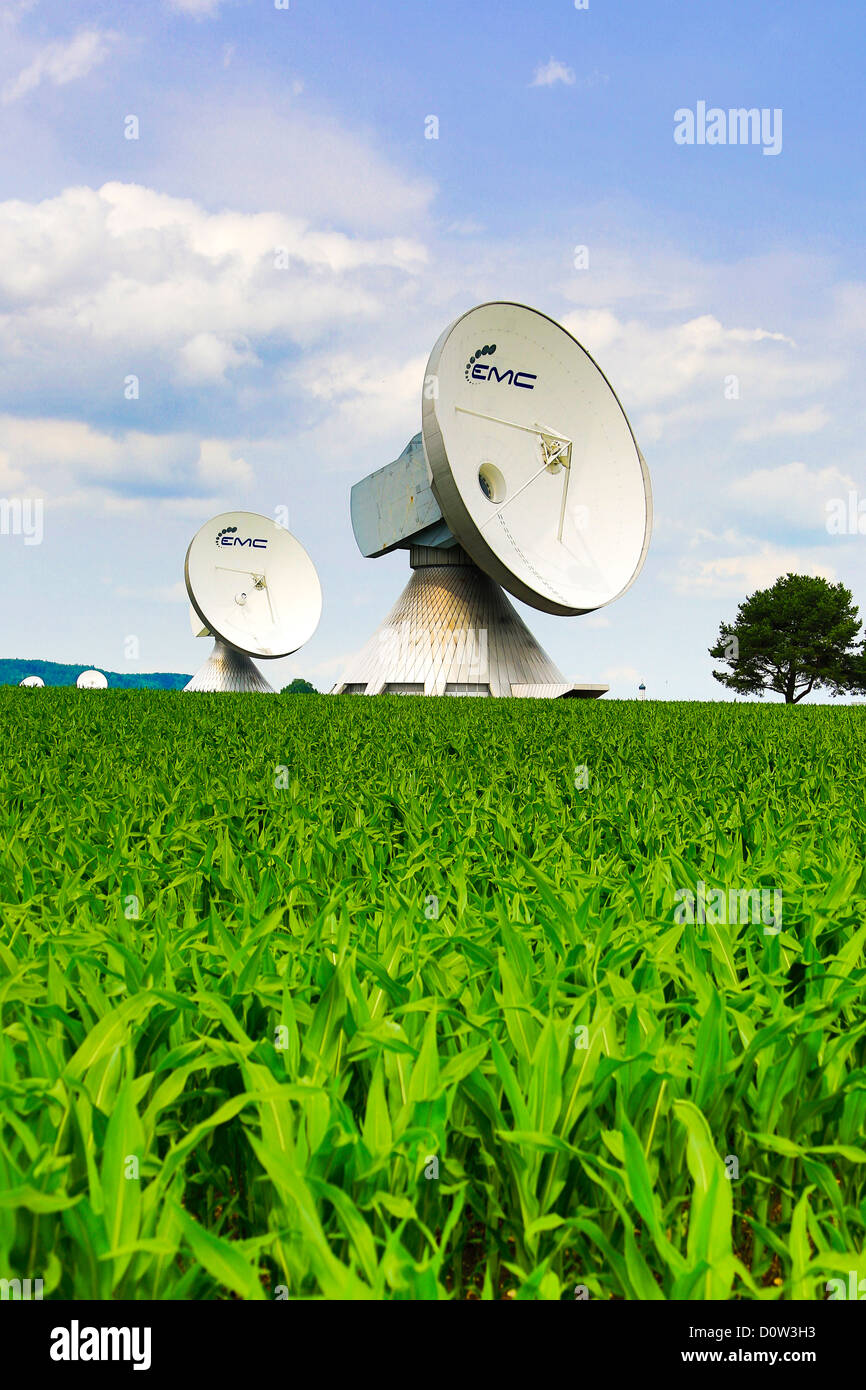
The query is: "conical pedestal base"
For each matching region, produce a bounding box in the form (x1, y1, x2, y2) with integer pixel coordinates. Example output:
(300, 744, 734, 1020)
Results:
(333, 547, 607, 699)
(183, 639, 276, 693)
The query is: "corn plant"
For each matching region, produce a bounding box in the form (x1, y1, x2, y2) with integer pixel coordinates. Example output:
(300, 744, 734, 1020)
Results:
(1, 690, 864, 1299)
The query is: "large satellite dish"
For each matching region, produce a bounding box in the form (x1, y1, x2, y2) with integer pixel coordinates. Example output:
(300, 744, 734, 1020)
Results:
(19, 675, 44, 688)
(77, 670, 108, 689)
(335, 301, 652, 699)
(183, 511, 322, 693)
(422, 302, 651, 616)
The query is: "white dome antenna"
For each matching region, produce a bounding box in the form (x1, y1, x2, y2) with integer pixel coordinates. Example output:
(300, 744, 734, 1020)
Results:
(76, 670, 108, 689)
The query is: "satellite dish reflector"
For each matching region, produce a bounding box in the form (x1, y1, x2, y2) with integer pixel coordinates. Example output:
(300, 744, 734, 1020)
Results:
(19, 675, 44, 688)
(183, 511, 322, 693)
(335, 301, 651, 700)
(77, 670, 108, 689)
(421, 301, 652, 616)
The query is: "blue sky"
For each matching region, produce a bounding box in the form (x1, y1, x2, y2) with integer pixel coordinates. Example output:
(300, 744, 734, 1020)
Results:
(2, 0, 865, 697)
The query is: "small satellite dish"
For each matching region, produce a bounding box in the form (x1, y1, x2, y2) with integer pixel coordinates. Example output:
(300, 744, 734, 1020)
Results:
(422, 301, 652, 616)
(77, 670, 108, 689)
(19, 675, 44, 688)
(183, 511, 322, 693)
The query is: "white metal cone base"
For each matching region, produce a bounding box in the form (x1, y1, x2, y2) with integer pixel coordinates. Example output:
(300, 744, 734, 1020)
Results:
(183, 639, 276, 693)
(333, 547, 608, 698)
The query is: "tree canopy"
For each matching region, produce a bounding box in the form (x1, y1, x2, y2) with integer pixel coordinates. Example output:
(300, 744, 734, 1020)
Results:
(709, 572, 866, 703)
(281, 678, 318, 695)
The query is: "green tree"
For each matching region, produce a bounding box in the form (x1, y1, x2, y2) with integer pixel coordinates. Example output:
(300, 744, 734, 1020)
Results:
(282, 678, 318, 695)
(710, 573, 866, 703)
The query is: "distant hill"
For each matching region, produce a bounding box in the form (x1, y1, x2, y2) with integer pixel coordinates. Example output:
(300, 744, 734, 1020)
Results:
(2, 659, 191, 690)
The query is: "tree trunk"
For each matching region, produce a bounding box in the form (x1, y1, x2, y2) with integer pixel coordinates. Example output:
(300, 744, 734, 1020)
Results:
(785, 669, 796, 703)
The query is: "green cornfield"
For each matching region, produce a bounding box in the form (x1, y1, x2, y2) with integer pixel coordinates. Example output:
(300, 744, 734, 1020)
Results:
(2, 689, 865, 1300)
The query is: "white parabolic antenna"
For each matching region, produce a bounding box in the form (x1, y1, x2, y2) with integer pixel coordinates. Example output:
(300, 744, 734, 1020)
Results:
(422, 302, 651, 616)
(20, 675, 44, 688)
(334, 301, 652, 698)
(77, 670, 108, 689)
(183, 511, 322, 694)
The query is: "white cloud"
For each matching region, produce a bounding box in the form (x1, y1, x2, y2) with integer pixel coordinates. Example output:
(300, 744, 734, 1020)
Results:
(2, 28, 117, 104)
(195, 439, 252, 489)
(0, 446, 26, 491)
(729, 460, 856, 529)
(0, 181, 428, 390)
(0, 412, 253, 506)
(288, 351, 428, 458)
(178, 332, 259, 382)
(672, 537, 836, 597)
(0, 152, 435, 510)
(531, 59, 575, 88)
(560, 307, 838, 445)
(735, 405, 829, 442)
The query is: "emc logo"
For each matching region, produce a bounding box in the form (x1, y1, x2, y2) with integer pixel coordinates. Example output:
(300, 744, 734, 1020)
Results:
(215, 526, 268, 549)
(464, 343, 537, 390)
